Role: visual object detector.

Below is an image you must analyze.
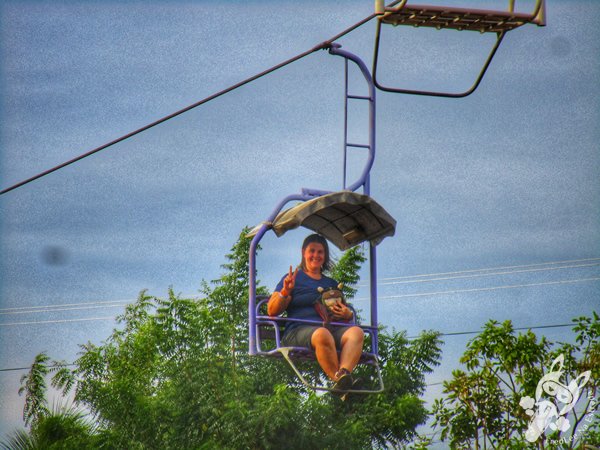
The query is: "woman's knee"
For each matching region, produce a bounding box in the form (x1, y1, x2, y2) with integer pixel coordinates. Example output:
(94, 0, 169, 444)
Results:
(311, 327, 335, 348)
(342, 326, 364, 345)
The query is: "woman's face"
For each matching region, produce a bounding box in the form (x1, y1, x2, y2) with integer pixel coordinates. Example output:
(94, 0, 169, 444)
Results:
(303, 242, 325, 273)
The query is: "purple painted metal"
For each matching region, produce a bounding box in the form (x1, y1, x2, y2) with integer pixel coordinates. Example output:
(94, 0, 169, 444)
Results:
(369, 242, 379, 354)
(249, 45, 382, 358)
(328, 46, 379, 353)
(372, 29, 506, 98)
(328, 44, 376, 194)
(248, 192, 324, 355)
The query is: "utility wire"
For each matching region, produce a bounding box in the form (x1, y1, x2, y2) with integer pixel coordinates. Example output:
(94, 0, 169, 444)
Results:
(2, 275, 595, 317)
(0, 316, 116, 327)
(0, 363, 76, 373)
(356, 276, 600, 301)
(3, 258, 596, 315)
(0, 322, 581, 372)
(374, 262, 600, 287)
(0, 298, 135, 313)
(0, 275, 595, 322)
(0, 5, 388, 195)
(0, 303, 129, 316)
(407, 323, 573, 340)
(359, 257, 600, 286)
(0, 295, 198, 315)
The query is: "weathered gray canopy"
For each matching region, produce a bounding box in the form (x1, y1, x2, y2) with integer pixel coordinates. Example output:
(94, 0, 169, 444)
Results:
(249, 191, 396, 250)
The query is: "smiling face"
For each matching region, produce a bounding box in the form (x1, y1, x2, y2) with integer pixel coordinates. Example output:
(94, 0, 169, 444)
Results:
(302, 242, 325, 274)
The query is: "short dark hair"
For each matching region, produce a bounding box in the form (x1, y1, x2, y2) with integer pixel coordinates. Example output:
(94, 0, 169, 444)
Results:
(300, 234, 332, 272)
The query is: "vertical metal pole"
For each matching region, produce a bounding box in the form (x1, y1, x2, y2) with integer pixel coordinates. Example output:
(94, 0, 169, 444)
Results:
(365, 54, 378, 352)
(365, 171, 378, 354)
(328, 45, 376, 193)
(248, 192, 315, 355)
(370, 243, 378, 354)
(329, 45, 379, 353)
(248, 236, 259, 355)
(343, 58, 349, 189)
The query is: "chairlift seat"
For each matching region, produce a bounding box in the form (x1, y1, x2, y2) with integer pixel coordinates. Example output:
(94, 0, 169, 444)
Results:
(254, 296, 384, 393)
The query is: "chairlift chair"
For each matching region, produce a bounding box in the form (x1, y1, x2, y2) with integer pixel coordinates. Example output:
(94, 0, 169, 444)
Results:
(247, 0, 546, 395)
(247, 46, 395, 394)
(248, 191, 396, 394)
(373, 0, 547, 97)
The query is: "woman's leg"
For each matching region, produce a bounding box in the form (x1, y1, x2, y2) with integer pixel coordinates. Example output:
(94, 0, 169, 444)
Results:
(311, 327, 340, 380)
(339, 326, 364, 373)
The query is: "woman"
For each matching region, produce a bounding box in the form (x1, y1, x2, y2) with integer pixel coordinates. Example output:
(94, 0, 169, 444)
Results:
(267, 234, 364, 391)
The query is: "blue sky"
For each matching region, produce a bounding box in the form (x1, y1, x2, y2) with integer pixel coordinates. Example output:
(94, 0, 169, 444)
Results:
(1, 0, 598, 441)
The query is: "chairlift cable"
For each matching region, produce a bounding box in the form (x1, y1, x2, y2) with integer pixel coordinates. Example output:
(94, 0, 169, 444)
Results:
(0, 5, 388, 196)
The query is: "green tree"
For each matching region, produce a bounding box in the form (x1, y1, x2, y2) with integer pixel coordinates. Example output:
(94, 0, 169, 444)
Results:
(8, 229, 442, 449)
(19, 352, 52, 428)
(329, 244, 367, 300)
(432, 313, 600, 449)
(0, 403, 98, 450)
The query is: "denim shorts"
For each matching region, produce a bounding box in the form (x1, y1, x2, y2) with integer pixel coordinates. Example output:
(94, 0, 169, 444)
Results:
(281, 325, 351, 349)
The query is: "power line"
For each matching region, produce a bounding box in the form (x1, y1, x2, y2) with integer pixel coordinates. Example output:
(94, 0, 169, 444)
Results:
(0, 3, 389, 195)
(0, 303, 129, 316)
(0, 276, 595, 324)
(0, 298, 135, 313)
(3, 258, 597, 315)
(0, 363, 76, 373)
(0, 321, 580, 372)
(0, 316, 116, 327)
(375, 262, 600, 287)
(408, 323, 574, 340)
(358, 257, 600, 286)
(0, 294, 199, 315)
(356, 277, 600, 301)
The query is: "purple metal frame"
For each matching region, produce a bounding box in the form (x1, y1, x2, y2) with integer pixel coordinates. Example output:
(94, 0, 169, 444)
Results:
(248, 46, 380, 361)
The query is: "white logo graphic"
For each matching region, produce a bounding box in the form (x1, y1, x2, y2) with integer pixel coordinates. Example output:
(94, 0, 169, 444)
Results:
(519, 354, 591, 442)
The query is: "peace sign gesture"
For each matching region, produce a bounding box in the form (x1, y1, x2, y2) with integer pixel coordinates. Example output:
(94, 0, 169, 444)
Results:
(281, 265, 298, 297)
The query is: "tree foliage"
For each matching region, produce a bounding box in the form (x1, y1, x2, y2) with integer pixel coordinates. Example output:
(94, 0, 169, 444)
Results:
(0, 403, 99, 450)
(432, 313, 600, 449)
(9, 229, 442, 449)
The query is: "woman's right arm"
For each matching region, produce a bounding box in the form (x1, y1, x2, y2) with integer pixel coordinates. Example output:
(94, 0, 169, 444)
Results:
(267, 266, 298, 316)
(267, 291, 291, 316)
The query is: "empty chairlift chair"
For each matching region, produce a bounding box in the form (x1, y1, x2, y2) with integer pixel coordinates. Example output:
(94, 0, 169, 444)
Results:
(373, 0, 547, 97)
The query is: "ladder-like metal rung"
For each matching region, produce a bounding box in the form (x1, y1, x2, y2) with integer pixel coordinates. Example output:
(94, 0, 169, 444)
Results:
(347, 143, 370, 149)
(348, 94, 372, 101)
(381, 4, 542, 33)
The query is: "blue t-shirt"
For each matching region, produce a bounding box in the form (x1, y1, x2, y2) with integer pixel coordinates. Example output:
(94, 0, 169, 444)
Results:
(275, 269, 339, 333)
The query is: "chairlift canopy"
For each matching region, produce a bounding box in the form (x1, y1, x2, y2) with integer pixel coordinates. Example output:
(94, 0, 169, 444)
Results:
(250, 191, 396, 250)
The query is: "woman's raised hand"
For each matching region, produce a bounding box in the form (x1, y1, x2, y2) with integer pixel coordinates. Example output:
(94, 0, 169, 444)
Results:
(281, 265, 298, 297)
